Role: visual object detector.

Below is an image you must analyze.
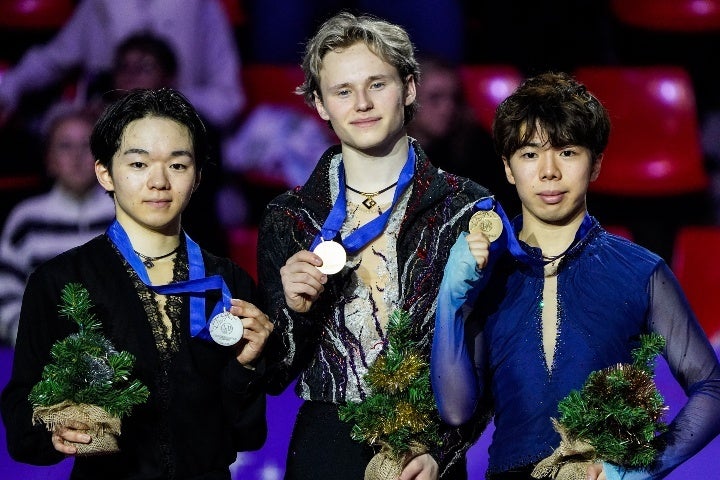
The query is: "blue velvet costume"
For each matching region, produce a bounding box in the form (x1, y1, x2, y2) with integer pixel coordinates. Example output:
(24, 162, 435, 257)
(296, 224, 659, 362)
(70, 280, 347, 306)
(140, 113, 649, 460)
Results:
(431, 213, 720, 479)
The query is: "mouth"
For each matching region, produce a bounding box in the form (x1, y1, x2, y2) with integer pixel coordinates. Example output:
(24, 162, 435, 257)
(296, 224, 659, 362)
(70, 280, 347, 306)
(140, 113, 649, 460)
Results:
(351, 117, 381, 128)
(145, 199, 172, 208)
(538, 191, 565, 204)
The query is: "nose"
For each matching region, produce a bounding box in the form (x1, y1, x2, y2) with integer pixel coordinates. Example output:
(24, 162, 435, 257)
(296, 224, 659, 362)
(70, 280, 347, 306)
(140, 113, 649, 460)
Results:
(147, 164, 170, 189)
(355, 90, 373, 111)
(539, 152, 561, 180)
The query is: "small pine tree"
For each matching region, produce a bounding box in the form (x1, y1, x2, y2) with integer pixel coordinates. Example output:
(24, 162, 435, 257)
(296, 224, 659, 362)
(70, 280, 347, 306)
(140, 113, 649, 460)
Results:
(556, 333, 668, 468)
(29, 283, 149, 418)
(338, 309, 442, 461)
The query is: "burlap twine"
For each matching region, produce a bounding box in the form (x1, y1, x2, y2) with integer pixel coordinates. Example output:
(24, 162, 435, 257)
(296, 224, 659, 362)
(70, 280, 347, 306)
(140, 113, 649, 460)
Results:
(365, 442, 428, 480)
(531, 419, 597, 480)
(32, 400, 122, 456)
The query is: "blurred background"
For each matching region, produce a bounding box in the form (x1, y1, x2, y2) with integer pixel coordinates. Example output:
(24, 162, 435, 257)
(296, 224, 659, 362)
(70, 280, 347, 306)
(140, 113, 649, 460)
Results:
(1, 1, 719, 478)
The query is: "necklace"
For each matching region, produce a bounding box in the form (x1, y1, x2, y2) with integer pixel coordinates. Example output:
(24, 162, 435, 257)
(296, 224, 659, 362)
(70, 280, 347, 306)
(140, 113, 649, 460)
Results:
(134, 245, 181, 268)
(346, 181, 398, 209)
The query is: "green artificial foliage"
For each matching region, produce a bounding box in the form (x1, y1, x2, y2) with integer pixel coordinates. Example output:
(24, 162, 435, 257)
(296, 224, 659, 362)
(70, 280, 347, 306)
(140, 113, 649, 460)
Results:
(28, 283, 150, 419)
(557, 333, 668, 468)
(338, 309, 442, 460)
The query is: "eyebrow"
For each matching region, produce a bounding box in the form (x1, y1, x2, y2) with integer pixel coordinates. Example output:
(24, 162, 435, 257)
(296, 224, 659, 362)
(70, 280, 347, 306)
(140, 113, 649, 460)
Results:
(327, 74, 390, 91)
(122, 148, 194, 158)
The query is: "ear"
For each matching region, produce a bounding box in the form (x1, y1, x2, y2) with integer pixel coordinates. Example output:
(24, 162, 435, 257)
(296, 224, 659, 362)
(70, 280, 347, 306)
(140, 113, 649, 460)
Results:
(314, 91, 330, 121)
(404, 75, 417, 106)
(590, 153, 603, 182)
(502, 157, 516, 185)
(95, 160, 114, 193)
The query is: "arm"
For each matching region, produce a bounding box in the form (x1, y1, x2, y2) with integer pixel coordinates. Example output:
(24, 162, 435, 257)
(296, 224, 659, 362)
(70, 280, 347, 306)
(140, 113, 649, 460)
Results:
(0, 269, 71, 465)
(0, 0, 97, 112)
(256, 205, 326, 394)
(603, 263, 720, 479)
(179, 0, 245, 128)
(431, 232, 492, 426)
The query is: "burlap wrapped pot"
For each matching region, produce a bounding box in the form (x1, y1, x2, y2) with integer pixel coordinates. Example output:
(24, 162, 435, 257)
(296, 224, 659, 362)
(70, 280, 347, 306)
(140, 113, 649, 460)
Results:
(32, 400, 122, 456)
(365, 442, 428, 480)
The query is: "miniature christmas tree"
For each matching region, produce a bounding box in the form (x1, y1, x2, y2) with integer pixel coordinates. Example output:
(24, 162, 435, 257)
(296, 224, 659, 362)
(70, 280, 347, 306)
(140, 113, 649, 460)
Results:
(339, 309, 442, 480)
(532, 333, 668, 479)
(29, 282, 150, 455)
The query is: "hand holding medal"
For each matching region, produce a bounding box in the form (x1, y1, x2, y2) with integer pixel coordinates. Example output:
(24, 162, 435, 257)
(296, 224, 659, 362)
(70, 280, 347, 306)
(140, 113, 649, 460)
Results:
(312, 239, 347, 275)
(468, 209, 503, 242)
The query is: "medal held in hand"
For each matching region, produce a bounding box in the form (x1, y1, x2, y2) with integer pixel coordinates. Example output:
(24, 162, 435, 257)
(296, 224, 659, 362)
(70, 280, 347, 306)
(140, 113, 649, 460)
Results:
(209, 310, 244, 346)
(469, 209, 504, 242)
(312, 240, 347, 274)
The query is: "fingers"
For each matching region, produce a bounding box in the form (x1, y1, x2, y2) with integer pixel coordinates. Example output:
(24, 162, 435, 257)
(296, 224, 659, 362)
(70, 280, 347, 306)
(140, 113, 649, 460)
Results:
(280, 250, 327, 312)
(229, 299, 274, 366)
(52, 423, 91, 455)
(465, 231, 491, 269)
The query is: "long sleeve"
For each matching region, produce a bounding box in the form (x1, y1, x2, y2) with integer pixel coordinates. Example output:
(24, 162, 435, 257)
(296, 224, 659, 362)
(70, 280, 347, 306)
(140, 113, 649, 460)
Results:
(256, 202, 324, 396)
(603, 264, 720, 479)
(431, 232, 491, 426)
(176, 0, 244, 128)
(0, 1, 102, 111)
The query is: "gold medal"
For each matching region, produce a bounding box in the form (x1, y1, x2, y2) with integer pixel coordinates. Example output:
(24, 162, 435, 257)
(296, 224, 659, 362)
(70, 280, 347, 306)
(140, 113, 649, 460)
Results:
(312, 240, 347, 274)
(468, 210, 503, 242)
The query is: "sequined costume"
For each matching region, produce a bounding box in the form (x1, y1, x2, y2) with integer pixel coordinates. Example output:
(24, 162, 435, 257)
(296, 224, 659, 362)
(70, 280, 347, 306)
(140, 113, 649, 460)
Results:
(431, 214, 720, 479)
(257, 140, 491, 478)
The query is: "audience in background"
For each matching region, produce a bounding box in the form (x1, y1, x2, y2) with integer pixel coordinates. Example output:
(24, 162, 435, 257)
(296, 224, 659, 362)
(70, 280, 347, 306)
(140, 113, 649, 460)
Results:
(408, 56, 521, 218)
(0, 104, 114, 346)
(0, 0, 244, 132)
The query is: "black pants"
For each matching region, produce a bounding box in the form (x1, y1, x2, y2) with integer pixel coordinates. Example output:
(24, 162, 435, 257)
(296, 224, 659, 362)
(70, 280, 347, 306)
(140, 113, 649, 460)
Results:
(487, 464, 551, 480)
(284, 401, 468, 479)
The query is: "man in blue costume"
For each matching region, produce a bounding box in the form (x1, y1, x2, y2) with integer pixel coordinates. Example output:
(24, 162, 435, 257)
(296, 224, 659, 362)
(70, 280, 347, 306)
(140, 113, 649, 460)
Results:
(431, 71, 720, 479)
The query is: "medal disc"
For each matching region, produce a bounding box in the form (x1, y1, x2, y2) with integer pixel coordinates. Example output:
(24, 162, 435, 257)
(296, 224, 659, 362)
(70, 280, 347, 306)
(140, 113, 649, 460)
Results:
(312, 240, 347, 274)
(468, 210, 504, 242)
(209, 311, 244, 346)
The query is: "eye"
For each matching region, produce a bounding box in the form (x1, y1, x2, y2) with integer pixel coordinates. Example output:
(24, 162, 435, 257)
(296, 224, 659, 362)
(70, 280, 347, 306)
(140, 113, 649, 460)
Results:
(559, 148, 578, 157)
(336, 88, 351, 97)
(369, 81, 385, 90)
(170, 162, 188, 171)
(130, 161, 146, 168)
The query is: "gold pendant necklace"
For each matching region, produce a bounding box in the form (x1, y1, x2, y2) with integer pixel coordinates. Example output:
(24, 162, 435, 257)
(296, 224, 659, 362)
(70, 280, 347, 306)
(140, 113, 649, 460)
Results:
(346, 181, 398, 209)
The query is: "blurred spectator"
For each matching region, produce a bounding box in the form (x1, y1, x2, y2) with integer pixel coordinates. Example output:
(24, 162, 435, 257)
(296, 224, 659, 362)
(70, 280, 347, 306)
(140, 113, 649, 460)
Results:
(245, 1, 464, 63)
(0, 104, 114, 346)
(0, 0, 244, 131)
(408, 56, 521, 218)
(217, 104, 335, 226)
(86, 31, 179, 114)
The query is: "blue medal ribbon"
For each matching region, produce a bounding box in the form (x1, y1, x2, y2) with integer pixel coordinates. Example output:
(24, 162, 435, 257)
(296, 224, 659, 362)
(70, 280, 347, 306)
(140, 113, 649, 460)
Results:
(310, 145, 416, 254)
(107, 220, 231, 342)
(473, 197, 595, 267)
(473, 196, 537, 266)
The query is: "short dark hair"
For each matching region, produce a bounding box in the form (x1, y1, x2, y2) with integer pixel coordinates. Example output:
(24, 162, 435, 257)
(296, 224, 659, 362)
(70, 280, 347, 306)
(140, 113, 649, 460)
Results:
(492, 71, 610, 163)
(90, 88, 209, 172)
(114, 31, 178, 78)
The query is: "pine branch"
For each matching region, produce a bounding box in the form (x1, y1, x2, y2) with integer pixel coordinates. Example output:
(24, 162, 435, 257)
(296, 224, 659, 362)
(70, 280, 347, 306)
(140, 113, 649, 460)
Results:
(29, 283, 149, 418)
(339, 309, 442, 458)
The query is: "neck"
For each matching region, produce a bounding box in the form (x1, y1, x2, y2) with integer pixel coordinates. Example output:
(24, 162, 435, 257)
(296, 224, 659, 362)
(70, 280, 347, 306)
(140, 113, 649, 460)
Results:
(342, 135, 409, 191)
(115, 215, 181, 257)
(519, 210, 586, 258)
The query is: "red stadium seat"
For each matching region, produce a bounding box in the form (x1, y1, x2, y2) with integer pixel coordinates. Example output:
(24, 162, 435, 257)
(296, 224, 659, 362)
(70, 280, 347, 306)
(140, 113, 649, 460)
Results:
(574, 66, 709, 196)
(0, 0, 74, 29)
(227, 226, 259, 282)
(241, 64, 307, 111)
(459, 65, 523, 133)
(671, 225, 720, 342)
(611, 0, 720, 32)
